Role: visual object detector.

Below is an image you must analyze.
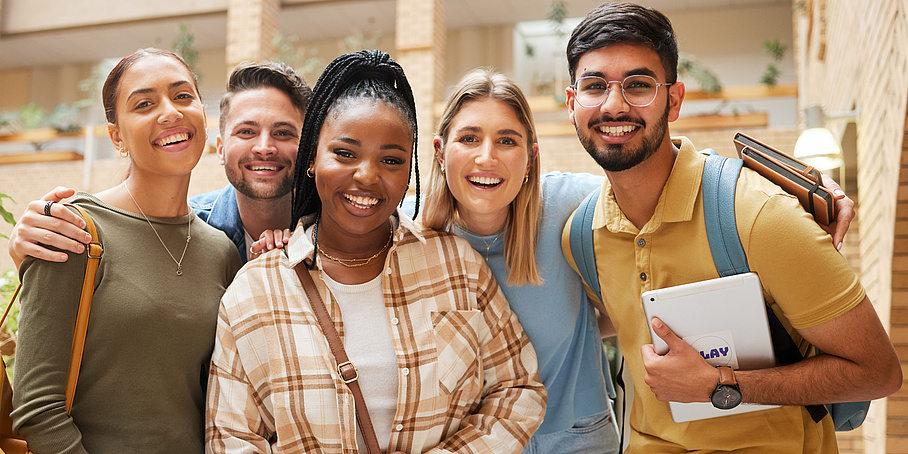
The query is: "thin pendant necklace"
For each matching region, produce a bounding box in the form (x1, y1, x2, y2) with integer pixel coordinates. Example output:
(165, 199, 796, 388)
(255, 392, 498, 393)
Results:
(313, 220, 393, 268)
(125, 184, 192, 276)
(481, 232, 501, 258)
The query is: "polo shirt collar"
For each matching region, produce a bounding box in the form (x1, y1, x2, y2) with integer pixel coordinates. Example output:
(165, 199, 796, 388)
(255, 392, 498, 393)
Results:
(594, 136, 704, 234)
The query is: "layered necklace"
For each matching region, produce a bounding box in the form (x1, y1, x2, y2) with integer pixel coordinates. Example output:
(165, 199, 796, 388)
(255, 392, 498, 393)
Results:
(313, 220, 393, 268)
(125, 184, 192, 276)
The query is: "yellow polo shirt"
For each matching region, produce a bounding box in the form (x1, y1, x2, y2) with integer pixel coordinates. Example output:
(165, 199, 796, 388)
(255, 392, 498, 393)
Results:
(564, 138, 865, 453)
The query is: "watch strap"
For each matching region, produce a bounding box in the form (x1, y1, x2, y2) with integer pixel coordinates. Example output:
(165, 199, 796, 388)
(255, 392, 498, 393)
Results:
(717, 366, 737, 386)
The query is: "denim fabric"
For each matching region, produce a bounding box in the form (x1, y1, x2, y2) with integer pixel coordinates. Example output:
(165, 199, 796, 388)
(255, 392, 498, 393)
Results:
(522, 410, 620, 454)
(188, 185, 247, 262)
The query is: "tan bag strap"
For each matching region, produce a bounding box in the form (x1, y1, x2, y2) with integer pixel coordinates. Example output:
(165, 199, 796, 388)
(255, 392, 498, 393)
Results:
(64, 204, 102, 414)
(293, 264, 382, 454)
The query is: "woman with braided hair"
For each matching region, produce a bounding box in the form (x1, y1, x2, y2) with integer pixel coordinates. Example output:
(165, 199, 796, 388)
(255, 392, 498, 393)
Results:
(206, 50, 545, 453)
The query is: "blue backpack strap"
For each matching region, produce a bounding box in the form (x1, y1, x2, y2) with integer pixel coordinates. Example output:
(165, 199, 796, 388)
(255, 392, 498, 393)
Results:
(701, 154, 749, 276)
(569, 189, 603, 303)
(568, 188, 617, 402)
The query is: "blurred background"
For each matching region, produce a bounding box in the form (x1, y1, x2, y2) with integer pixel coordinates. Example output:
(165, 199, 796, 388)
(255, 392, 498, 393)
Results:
(0, 2, 905, 452)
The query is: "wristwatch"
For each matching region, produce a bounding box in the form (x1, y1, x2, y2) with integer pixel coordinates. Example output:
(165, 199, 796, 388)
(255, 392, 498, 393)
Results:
(710, 366, 742, 409)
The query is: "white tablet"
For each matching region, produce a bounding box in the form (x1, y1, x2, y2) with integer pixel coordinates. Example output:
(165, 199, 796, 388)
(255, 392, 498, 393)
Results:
(641, 272, 779, 422)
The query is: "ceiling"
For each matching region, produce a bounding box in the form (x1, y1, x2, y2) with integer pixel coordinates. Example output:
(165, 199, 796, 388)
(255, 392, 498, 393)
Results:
(0, 0, 789, 71)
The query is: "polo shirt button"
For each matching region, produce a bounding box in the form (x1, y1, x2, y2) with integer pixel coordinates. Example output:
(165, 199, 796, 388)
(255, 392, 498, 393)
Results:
(396, 424, 404, 431)
(386, 267, 393, 275)
(640, 272, 647, 281)
(391, 317, 400, 325)
(402, 368, 409, 376)
(637, 238, 646, 247)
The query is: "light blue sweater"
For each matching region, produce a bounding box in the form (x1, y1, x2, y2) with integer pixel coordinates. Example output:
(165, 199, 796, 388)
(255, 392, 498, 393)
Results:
(404, 172, 612, 435)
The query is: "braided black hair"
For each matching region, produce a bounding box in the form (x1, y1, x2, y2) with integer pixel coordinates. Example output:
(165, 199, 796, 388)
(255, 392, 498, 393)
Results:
(291, 50, 419, 228)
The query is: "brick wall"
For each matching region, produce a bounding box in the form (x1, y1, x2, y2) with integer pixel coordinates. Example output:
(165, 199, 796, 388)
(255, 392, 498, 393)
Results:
(890, 109, 908, 453)
(395, 0, 446, 185)
(798, 1, 908, 452)
(225, 0, 279, 70)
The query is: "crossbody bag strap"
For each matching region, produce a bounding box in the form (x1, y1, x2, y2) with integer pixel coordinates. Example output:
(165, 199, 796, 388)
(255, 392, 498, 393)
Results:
(64, 204, 102, 415)
(293, 264, 382, 454)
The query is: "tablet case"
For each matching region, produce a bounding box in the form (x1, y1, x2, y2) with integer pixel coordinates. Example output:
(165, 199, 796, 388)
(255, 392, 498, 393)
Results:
(733, 133, 834, 225)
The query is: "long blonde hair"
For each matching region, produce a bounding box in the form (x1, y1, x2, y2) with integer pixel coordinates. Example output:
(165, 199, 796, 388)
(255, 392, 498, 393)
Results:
(422, 68, 543, 285)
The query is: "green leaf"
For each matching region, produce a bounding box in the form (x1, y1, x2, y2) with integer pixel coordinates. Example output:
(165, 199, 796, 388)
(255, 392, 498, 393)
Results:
(0, 193, 16, 228)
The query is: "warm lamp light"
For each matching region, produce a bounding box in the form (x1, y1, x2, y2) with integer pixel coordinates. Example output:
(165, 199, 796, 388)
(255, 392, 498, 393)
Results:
(793, 127, 843, 171)
(793, 105, 857, 172)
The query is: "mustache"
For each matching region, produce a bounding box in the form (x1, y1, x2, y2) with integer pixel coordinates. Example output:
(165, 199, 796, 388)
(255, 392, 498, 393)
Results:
(238, 156, 294, 166)
(587, 115, 645, 129)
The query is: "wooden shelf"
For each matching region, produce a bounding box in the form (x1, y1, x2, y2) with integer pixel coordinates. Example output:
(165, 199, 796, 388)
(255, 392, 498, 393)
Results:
(684, 84, 797, 101)
(0, 150, 84, 165)
(0, 127, 82, 143)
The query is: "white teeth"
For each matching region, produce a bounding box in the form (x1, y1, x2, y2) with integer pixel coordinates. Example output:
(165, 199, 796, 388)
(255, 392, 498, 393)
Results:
(467, 176, 503, 186)
(157, 132, 189, 146)
(345, 194, 380, 207)
(249, 165, 279, 171)
(598, 125, 637, 136)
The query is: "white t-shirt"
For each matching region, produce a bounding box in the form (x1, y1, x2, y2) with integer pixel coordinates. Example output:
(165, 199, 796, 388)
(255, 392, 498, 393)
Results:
(322, 272, 399, 453)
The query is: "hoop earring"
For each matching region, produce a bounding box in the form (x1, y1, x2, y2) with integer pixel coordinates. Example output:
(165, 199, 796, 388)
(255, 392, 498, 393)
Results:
(524, 174, 529, 185)
(118, 147, 129, 158)
(307, 167, 315, 178)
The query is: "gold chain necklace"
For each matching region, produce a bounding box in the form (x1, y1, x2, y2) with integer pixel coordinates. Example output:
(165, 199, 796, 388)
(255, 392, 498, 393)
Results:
(315, 223, 393, 268)
(125, 184, 192, 276)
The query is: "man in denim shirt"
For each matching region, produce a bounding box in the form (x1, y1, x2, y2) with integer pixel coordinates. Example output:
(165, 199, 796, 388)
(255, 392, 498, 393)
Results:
(190, 61, 310, 262)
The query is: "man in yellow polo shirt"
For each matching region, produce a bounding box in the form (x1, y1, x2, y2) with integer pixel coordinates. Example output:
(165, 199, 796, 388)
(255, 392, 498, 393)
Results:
(561, 3, 902, 453)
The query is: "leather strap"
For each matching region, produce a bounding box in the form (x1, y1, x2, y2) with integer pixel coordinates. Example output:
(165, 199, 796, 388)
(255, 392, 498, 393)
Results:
(716, 366, 736, 386)
(64, 204, 102, 414)
(294, 264, 382, 454)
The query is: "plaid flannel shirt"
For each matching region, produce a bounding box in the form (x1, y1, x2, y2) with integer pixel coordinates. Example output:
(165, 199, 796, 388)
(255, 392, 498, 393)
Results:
(206, 212, 546, 453)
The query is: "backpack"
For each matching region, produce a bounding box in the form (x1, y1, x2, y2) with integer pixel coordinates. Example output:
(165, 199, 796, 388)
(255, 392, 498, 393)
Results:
(568, 152, 870, 431)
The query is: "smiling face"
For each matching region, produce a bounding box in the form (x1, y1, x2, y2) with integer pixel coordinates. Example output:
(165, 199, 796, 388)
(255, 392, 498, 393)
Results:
(567, 42, 683, 172)
(436, 98, 535, 233)
(219, 86, 303, 200)
(313, 99, 413, 238)
(108, 54, 207, 180)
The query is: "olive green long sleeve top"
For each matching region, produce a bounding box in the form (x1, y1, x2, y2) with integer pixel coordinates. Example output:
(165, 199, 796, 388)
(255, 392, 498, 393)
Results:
(12, 193, 241, 454)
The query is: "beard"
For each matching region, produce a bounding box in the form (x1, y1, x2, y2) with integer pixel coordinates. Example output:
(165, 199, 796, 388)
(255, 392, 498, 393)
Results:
(576, 101, 670, 172)
(226, 161, 294, 200)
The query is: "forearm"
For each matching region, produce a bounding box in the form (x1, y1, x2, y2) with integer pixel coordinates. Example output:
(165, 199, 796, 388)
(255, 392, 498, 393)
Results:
(643, 298, 902, 405)
(737, 352, 897, 406)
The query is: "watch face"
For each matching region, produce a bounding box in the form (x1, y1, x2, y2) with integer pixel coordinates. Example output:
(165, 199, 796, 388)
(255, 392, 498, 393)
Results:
(711, 385, 742, 409)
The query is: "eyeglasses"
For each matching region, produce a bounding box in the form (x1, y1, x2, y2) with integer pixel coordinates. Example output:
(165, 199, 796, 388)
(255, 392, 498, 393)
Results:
(571, 75, 673, 108)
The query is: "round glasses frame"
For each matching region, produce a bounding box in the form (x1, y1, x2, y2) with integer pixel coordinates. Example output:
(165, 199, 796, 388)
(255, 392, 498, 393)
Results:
(570, 74, 673, 108)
